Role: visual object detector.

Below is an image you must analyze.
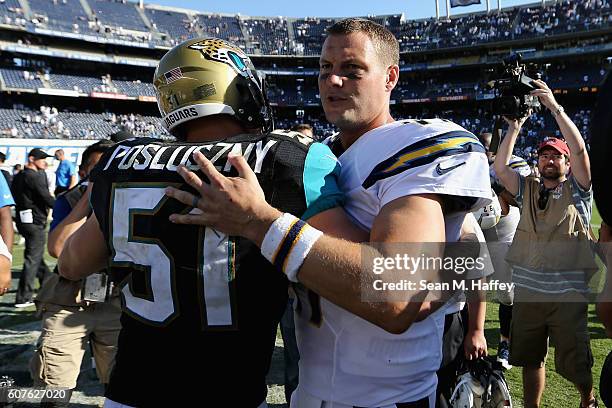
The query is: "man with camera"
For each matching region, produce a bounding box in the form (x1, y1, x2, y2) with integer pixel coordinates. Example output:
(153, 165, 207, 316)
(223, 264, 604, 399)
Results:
(494, 79, 597, 408)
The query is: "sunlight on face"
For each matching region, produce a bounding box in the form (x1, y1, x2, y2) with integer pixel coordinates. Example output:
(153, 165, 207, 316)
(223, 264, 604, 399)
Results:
(318, 32, 391, 132)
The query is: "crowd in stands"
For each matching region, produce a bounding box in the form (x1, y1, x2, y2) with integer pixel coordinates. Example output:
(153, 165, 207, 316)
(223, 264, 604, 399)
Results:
(0, 0, 28, 27)
(514, 0, 611, 38)
(146, 8, 198, 44)
(3, 60, 604, 106)
(0, 99, 595, 166)
(242, 18, 292, 55)
(0, 105, 167, 140)
(0, 67, 157, 97)
(292, 17, 336, 56)
(1, 0, 611, 54)
(0, 0, 604, 161)
(28, 0, 91, 35)
(432, 107, 592, 160)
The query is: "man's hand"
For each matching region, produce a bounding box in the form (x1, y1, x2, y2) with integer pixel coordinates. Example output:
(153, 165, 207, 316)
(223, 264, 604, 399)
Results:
(464, 328, 488, 360)
(0, 257, 10, 296)
(530, 79, 558, 111)
(165, 152, 281, 246)
(502, 114, 529, 131)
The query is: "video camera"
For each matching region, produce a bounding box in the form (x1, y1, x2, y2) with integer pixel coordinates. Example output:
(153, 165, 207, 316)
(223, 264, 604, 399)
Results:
(487, 53, 543, 119)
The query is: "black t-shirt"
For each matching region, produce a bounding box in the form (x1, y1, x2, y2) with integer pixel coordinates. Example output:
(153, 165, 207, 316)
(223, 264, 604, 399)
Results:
(11, 168, 54, 226)
(90, 132, 343, 406)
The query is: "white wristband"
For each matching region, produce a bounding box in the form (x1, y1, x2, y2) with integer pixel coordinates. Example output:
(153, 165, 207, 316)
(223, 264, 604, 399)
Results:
(261, 213, 296, 261)
(260, 213, 323, 282)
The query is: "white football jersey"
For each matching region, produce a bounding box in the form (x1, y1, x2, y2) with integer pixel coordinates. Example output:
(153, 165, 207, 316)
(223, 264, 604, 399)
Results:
(295, 119, 492, 406)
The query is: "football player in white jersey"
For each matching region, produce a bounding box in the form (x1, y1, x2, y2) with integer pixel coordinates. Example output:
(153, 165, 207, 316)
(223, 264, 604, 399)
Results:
(166, 18, 492, 408)
(479, 130, 531, 370)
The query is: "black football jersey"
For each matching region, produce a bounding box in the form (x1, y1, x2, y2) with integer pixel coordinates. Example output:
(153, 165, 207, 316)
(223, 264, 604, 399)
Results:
(89, 131, 342, 407)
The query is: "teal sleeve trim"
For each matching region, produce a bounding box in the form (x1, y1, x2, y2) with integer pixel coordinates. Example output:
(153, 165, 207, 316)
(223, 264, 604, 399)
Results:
(301, 142, 345, 220)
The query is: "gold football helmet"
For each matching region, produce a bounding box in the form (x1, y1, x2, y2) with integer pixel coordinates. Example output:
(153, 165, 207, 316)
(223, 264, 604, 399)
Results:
(153, 38, 273, 138)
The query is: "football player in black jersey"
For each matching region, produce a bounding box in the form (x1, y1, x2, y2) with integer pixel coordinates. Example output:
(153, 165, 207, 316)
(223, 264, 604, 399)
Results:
(58, 38, 363, 407)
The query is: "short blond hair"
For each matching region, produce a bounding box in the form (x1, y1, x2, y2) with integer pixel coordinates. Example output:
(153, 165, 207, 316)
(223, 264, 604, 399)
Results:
(326, 18, 399, 67)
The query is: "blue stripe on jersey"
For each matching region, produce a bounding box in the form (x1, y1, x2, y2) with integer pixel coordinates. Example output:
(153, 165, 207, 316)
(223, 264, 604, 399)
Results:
(301, 142, 345, 221)
(362, 130, 486, 189)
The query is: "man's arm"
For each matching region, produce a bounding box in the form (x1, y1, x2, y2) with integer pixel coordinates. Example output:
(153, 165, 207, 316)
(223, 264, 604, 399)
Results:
(307, 207, 368, 242)
(68, 174, 78, 190)
(0, 234, 11, 296)
(531, 79, 591, 189)
(465, 296, 487, 359)
(48, 184, 92, 258)
(165, 154, 445, 334)
(57, 212, 107, 281)
(299, 194, 445, 333)
(31, 172, 55, 208)
(0, 206, 13, 253)
(460, 212, 487, 359)
(68, 163, 78, 189)
(0, 176, 14, 252)
(493, 117, 527, 196)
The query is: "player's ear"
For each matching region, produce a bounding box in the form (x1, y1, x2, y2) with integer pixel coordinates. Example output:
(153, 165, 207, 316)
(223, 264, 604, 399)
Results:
(385, 65, 399, 92)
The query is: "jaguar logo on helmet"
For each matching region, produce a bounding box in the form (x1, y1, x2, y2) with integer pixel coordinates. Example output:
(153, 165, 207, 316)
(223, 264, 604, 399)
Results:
(188, 38, 255, 82)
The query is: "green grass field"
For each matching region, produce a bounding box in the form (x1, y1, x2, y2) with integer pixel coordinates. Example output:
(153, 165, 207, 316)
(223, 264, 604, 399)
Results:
(484, 303, 610, 408)
(4, 204, 610, 407)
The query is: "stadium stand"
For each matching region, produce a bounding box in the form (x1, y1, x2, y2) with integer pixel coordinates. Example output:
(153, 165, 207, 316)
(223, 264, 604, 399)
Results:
(196, 14, 244, 47)
(28, 0, 93, 34)
(0, 67, 43, 90)
(90, 0, 148, 32)
(0, 0, 610, 53)
(292, 17, 335, 56)
(431, 7, 520, 48)
(515, 0, 612, 38)
(144, 7, 197, 44)
(0, 0, 608, 150)
(0, 107, 167, 139)
(0, 0, 26, 26)
(47, 73, 108, 94)
(112, 79, 155, 97)
(393, 19, 433, 52)
(243, 17, 291, 55)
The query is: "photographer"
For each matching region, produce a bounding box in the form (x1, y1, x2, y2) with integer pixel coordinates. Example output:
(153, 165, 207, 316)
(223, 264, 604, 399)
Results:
(494, 79, 597, 408)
